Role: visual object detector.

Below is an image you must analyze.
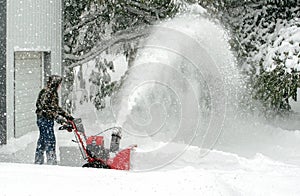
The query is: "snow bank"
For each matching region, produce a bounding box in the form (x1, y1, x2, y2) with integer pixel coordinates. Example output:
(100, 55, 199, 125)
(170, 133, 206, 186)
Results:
(1, 147, 300, 196)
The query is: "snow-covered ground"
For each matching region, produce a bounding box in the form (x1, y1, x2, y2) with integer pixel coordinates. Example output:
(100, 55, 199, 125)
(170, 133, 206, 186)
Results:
(1, 143, 300, 196)
(1, 105, 300, 196)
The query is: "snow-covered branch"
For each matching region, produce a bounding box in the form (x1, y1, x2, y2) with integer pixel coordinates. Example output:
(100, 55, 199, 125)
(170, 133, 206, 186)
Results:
(64, 25, 151, 68)
(64, 13, 106, 35)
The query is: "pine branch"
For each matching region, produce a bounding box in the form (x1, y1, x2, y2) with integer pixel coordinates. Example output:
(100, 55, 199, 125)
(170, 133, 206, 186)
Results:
(64, 25, 151, 68)
(64, 12, 107, 35)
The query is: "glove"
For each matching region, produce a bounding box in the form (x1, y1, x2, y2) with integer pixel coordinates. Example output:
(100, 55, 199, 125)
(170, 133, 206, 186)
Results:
(55, 115, 66, 124)
(66, 115, 74, 121)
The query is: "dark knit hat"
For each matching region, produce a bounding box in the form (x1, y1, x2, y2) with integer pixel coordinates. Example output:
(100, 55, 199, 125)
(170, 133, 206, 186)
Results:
(47, 75, 62, 91)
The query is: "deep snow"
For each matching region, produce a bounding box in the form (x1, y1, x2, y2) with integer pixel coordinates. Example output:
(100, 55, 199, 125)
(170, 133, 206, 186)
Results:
(1, 146, 300, 196)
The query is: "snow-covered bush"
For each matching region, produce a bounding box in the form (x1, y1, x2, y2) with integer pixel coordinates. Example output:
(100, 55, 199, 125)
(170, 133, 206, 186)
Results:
(199, 0, 300, 116)
(238, 3, 299, 115)
(264, 23, 300, 72)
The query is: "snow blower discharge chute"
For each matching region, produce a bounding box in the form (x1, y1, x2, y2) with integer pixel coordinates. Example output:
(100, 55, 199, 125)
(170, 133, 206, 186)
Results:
(59, 118, 137, 170)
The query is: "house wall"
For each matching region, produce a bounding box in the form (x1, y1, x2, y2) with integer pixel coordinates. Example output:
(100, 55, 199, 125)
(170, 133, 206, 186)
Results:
(0, 0, 7, 144)
(6, 0, 62, 139)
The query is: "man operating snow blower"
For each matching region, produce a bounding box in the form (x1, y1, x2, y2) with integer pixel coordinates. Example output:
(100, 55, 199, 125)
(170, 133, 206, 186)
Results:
(34, 75, 74, 165)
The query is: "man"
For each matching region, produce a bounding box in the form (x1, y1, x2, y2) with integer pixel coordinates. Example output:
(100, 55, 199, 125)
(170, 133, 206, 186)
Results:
(34, 75, 73, 165)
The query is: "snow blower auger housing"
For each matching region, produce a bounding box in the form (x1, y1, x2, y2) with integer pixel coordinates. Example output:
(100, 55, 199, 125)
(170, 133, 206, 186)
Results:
(59, 118, 137, 170)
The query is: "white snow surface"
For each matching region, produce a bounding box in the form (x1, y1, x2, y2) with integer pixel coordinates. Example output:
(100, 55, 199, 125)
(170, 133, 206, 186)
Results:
(1, 146, 300, 196)
(1, 101, 300, 195)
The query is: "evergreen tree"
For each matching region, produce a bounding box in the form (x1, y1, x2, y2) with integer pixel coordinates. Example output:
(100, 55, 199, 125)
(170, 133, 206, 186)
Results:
(199, 0, 300, 116)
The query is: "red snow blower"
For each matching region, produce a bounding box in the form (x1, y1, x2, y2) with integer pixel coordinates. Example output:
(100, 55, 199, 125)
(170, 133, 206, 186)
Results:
(59, 118, 137, 170)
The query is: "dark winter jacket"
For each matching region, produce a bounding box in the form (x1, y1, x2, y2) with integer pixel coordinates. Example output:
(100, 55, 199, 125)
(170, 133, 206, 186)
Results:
(35, 75, 70, 121)
(35, 89, 69, 120)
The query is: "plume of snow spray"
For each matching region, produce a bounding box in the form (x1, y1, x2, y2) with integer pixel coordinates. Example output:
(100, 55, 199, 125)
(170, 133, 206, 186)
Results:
(110, 6, 245, 170)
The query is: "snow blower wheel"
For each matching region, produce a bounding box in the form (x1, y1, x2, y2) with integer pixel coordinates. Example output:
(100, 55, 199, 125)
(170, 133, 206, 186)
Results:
(82, 161, 110, 169)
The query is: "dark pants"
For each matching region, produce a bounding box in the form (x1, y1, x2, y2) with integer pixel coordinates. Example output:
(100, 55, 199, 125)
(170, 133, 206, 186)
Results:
(34, 117, 57, 165)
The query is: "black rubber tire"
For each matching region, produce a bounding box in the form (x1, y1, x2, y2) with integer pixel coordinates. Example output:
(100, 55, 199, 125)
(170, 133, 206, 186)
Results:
(82, 161, 110, 169)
